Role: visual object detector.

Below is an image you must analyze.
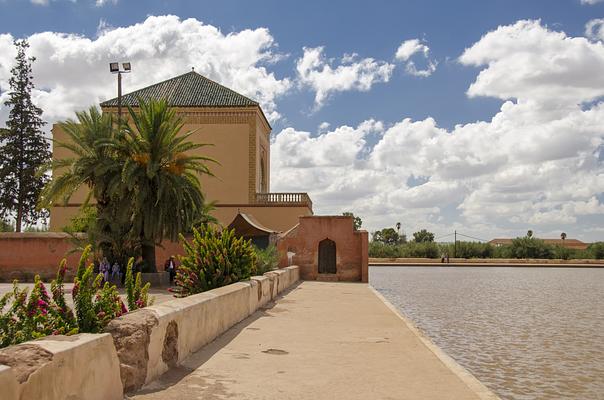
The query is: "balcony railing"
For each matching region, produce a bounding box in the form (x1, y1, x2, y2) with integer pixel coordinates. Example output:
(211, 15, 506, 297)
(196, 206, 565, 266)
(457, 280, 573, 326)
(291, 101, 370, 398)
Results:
(255, 192, 313, 211)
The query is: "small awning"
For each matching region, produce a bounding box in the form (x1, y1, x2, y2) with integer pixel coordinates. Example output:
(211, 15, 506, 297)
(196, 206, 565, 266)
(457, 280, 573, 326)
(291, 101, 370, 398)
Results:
(227, 212, 280, 237)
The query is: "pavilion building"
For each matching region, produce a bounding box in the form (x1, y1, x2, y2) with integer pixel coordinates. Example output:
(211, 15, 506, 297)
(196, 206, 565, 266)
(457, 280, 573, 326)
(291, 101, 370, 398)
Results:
(49, 71, 313, 232)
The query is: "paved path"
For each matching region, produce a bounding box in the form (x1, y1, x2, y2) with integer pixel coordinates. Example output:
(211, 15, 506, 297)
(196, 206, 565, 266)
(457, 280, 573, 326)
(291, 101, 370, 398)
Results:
(131, 281, 496, 400)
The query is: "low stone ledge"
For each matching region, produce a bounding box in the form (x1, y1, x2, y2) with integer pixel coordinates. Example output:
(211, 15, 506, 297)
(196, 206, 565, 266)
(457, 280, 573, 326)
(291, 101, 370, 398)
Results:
(134, 266, 300, 388)
(0, 333, 122, 400)
(105, 309, 159, 393)
(0, 266, 301, 398)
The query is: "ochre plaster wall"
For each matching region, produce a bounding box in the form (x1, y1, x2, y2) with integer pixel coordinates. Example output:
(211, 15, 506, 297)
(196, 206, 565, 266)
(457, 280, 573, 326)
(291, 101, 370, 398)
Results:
(213, 205, 312, 232)
(276, 216, 369, 282)
(49, 106, 277, 231)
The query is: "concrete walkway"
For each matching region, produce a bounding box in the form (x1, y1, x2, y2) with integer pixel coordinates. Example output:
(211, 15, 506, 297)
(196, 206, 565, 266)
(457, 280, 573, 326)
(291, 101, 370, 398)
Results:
(131, 281, 496, 400)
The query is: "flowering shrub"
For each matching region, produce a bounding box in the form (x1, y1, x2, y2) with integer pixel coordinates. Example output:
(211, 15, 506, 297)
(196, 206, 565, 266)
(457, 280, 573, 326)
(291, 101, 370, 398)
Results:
(124, 258, 152, 311)
(0, 245, 153, 348)
(173, 226, 255, 297)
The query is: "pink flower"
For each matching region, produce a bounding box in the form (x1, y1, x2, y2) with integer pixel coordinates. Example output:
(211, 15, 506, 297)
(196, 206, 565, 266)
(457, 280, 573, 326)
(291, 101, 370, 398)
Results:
(37, 299, 47, 308)
(120, 301, 128, 314)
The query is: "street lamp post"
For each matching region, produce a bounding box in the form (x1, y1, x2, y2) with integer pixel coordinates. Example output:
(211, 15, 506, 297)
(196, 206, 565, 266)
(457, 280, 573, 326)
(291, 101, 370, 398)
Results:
(109, 62, 131, 125)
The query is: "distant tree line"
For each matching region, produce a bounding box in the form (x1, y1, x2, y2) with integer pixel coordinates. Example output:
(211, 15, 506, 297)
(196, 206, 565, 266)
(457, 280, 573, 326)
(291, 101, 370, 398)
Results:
(370, 227, 604, 260)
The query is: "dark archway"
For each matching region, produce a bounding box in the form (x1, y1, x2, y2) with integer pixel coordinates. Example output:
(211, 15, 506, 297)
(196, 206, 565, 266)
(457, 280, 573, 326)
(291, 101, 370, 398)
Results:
(318, 239, 336, 274)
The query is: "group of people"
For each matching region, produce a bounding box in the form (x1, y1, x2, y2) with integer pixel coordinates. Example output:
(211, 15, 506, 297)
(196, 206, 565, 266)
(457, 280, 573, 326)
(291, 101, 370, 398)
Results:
(98, 257, 124, 284)
(92, 255, 179, 286)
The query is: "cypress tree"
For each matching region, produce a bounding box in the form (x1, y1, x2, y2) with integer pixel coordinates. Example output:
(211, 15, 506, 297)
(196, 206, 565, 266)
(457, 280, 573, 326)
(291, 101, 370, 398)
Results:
(0, 39, 51, 232)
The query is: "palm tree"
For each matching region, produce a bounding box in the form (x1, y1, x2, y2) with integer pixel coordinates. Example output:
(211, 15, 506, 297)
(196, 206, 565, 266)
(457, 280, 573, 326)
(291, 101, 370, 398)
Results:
(39, 107, 125, 242)
(39, 107, 119, 210)
(113, 98, 216, 272)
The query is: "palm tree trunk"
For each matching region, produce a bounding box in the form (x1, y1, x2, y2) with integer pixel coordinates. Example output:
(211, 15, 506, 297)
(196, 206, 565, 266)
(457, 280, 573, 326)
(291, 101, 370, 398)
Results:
(141, 242, 157, 273)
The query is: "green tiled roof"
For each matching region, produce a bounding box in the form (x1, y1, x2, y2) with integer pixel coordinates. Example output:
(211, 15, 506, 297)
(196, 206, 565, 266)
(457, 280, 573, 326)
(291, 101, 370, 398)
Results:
(100, 71, 259, 108)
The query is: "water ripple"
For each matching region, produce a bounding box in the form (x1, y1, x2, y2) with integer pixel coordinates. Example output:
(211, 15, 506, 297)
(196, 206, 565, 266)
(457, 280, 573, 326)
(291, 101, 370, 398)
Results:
(370, 266, 604, 400)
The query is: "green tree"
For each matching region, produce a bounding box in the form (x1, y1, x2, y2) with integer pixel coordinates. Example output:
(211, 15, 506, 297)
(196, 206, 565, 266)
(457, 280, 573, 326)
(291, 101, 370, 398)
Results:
(527, 230, 533, 238)
(0, 219, 14, 232)
(510, 236, 553, 259)
(114, 99, 216, 271)
(413, 229, 435, 243)
(0, 40, 50, 232)
(342, 212, 362, 230)
(560, 232, 567, 240)
(38, 106, 126, 261)
(588, 242, 604, 260)
(373, 228, 403, 245)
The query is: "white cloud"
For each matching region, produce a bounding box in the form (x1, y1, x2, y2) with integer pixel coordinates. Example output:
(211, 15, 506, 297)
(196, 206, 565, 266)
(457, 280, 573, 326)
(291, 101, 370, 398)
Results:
(96, 0, 117, 6)
(0, 15, 291, 125)
(30, 0, 48, 4)
(586, 18, 604, 41)
(459, 20, 604, 105)
(581, 0, 604, 4)
(296, 46, 394, 109)
(395, 39, 437, 77)
(395, 39, 429, 61)
(272, 21, 604, 241)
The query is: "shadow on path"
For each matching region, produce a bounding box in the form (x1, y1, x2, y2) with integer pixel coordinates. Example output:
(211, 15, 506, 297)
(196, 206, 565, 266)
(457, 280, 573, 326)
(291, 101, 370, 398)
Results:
(133, 281, 302, 396)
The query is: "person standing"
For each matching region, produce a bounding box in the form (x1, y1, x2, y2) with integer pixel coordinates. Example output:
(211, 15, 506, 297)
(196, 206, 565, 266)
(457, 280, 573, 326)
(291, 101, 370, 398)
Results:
(111, 261, 121, 284)
(164, 256, 176, 284)
(100, 257, 110, 283)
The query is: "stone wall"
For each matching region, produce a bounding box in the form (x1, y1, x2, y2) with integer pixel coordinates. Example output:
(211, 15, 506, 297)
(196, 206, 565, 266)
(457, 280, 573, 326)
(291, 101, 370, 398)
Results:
(277, 216, 369, 283)
(0, 232, 186, 282)
(0, 266, 300, 399)
(0, 233, 83, 282)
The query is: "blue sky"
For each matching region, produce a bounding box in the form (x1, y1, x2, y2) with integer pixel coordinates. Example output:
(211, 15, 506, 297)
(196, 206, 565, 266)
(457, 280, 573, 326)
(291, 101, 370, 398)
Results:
(0, 0, 603, 240)
(1, 0, 600, 131)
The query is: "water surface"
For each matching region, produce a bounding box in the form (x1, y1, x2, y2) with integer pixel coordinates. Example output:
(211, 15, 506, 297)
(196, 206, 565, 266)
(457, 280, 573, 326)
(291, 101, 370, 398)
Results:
(370, 266, 604, 400)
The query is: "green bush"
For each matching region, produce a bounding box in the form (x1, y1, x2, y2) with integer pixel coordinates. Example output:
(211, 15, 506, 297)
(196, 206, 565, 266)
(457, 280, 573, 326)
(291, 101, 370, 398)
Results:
(588, 242, 604, 259)
(438, 242, 494, 258)
(368, 241, 401, 258)
(253, 244, 279, 275)
(402, 242, 440, 258)
(174, 226, 256, 297)
(72, 245, 127, 333)
(509, 237, 554, 259)
(368, 241, 440, 258)
(0, 246, 151, 348)
(124, 258, 151, 311)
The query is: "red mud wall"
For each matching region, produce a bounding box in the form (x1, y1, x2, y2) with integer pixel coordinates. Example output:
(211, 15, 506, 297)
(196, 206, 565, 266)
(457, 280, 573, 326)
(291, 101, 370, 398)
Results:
(276, 216, 369, 283)
(0, 232, 187, 282)
(0, 233, 83, 281)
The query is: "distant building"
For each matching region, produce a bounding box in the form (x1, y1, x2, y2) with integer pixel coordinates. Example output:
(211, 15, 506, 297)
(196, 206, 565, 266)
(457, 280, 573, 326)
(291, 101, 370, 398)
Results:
(488, 238, 589, 250)
(49, 71, 313, 232)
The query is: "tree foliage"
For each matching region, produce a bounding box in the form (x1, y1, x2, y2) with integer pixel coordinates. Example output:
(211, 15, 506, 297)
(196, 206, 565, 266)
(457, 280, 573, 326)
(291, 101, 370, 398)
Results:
(413, 229, 435, 243)
(40, 100, 216, 271)
(0, 40, 51, 232)
(342, 212, 362, 230)
(372, 227, 405, 245)
(111, 99, 216, 271)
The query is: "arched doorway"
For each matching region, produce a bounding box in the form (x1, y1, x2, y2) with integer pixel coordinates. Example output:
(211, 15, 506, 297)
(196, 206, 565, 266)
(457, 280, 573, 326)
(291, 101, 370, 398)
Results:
(318, 239, 336, 274)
